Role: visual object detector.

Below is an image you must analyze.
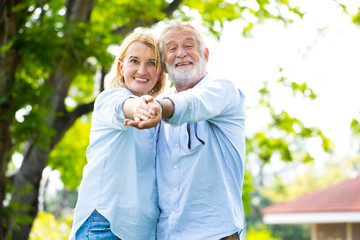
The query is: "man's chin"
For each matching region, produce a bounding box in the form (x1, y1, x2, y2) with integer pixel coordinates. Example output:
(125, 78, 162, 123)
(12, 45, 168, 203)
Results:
(170, 70, 195, 81)
(171, 75, 194, 83)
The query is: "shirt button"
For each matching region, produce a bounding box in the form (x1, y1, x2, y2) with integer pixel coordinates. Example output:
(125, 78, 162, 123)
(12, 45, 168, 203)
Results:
(174, 144, 179, 147)
(174, 165, 178, 169)
(173, 187, 177, 191)
(171, 210, 175, 214)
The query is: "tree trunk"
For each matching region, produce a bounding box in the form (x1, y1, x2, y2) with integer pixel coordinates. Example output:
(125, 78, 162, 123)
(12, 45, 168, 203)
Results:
(0, 53, 16, 239)
(0, 119, 12, 239)
(0, 0, 22, 237)
(10, 145, 49, 240)
(8, 1, 97, 238)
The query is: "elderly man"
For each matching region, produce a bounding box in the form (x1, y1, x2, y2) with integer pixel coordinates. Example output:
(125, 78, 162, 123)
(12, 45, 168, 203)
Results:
(126, 21, 246, 240)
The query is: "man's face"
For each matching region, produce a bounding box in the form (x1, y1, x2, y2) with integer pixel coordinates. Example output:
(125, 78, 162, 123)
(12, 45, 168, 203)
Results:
(162, 29, 208, 90)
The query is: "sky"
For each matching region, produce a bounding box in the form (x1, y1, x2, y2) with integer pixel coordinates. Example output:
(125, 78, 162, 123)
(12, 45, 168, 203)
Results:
(201, 0, 360, 179)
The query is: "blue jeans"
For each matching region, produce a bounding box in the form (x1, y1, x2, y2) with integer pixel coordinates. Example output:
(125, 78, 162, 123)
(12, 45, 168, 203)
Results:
(75, 213, 121, 240)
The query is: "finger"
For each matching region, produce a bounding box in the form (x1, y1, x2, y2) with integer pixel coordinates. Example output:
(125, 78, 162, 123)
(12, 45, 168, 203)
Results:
(142, 95, 154, 103)
(134, 108, 153, 120)
(134, 114, 150, 121)
(148, 107, 157, 119)
(149, 105, 160, 118)
(125, 120, 142, 127)
(138, 117, 161, 128)
(125, 119, 142, 127)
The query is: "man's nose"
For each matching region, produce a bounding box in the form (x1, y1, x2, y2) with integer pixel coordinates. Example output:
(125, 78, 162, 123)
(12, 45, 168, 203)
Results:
(176, 46, 187, 58)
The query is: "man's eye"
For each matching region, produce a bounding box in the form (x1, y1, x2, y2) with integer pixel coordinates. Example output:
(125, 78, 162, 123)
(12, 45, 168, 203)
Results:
(186, 45, 193, 48)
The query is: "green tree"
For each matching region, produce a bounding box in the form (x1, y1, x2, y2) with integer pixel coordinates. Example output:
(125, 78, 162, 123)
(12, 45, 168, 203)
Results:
(244, 69, 333, 240)
(1, 0, 304, 239)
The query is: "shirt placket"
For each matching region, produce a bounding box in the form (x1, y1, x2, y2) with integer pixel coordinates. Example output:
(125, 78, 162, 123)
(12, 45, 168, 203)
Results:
(169, 126, 181, 240)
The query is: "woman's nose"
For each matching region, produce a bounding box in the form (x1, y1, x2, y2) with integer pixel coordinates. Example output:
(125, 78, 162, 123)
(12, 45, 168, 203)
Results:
(137, 63, 146, 74)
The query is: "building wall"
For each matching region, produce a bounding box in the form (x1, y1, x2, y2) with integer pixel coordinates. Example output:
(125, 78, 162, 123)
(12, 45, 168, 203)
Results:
(353, 223, 360, 240)
(314, 223, 360, 240)
(317, 223, 346, 240)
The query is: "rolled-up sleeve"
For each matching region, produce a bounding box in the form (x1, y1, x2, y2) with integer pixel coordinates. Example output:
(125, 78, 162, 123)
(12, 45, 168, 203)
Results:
(92, 88, 137, 130)
(166, 76, 240, 126)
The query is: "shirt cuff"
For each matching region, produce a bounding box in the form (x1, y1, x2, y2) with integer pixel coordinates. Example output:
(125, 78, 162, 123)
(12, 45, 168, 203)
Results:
(164, 94, 189, 125)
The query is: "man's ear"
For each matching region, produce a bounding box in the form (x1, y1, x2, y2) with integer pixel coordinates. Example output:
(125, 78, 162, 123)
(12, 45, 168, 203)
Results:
(204, 48, 209, 62)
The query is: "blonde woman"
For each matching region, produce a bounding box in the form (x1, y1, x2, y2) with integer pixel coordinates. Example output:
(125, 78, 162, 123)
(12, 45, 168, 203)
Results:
(69, 32, 166, 240)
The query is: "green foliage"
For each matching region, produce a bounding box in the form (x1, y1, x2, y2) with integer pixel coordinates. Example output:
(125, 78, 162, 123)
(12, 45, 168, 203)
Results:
(185, 0, 240, 37)
(67, 74, 97, 109)
(3, 195, 34, 237)
(350, 154, 360, 173)
(182, 0, 304, 38)
(243, 170, 254, 215)
(48, 118, 91, 190)
(247, 226, 280, 240)
(352, 9, 360, 25)
(247, 74, 333, 164)
(351, 118, 360, 136)
(245, 187, 311, 240)
(277, 70, 316, 99)
(10, 83, 56, 151)
(30, 212, 72, 240)
(270, 224, 310, 240)
(335, 2, 360, 25)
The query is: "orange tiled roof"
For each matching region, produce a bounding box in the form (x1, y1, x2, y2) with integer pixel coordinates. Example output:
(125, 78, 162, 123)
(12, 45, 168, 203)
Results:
(262, 175, 360, 215)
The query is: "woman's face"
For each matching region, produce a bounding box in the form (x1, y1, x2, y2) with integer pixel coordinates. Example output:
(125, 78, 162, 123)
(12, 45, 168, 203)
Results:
(119, 42, 159, 96)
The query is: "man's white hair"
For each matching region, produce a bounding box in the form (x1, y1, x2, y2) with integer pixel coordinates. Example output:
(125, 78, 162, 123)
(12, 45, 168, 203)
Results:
(159, 21, 207, 61)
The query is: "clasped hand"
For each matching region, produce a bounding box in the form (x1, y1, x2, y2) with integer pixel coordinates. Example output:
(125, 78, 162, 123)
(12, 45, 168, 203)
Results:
(124, 95, 162, 129)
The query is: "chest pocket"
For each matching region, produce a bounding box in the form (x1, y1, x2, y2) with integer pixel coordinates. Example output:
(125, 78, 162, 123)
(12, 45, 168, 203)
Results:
(184, 122, 208, 150)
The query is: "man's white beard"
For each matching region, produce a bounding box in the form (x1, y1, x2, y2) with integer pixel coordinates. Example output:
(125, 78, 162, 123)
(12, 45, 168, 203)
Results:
(166, 56, 207, 90)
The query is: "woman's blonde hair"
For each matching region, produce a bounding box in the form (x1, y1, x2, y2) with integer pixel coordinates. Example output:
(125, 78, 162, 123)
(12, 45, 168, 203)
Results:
(108, 32, 166, 97)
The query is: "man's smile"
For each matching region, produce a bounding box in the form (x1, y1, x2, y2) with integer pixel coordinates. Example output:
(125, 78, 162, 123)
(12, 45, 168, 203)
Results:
(175, 61, 193, 67)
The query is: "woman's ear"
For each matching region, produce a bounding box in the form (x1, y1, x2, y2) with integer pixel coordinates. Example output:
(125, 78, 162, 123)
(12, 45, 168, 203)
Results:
(118, 61, 124, 75)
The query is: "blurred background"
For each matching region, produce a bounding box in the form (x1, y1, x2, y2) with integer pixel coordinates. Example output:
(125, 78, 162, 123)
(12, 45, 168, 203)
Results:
(1, 0, 360, 239)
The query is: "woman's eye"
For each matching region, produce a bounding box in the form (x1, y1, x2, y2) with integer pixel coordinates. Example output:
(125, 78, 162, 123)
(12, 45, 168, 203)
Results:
(148, 62, 156, 66)
(130, 59, 138, 63)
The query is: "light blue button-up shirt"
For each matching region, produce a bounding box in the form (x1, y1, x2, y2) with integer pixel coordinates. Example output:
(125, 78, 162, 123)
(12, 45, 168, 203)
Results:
(69, 88, 159, 240)
(156, 74, 246, 240)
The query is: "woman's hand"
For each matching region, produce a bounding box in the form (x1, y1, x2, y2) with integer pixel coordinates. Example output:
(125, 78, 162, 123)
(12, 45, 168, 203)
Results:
(124, 95, 162, 129)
